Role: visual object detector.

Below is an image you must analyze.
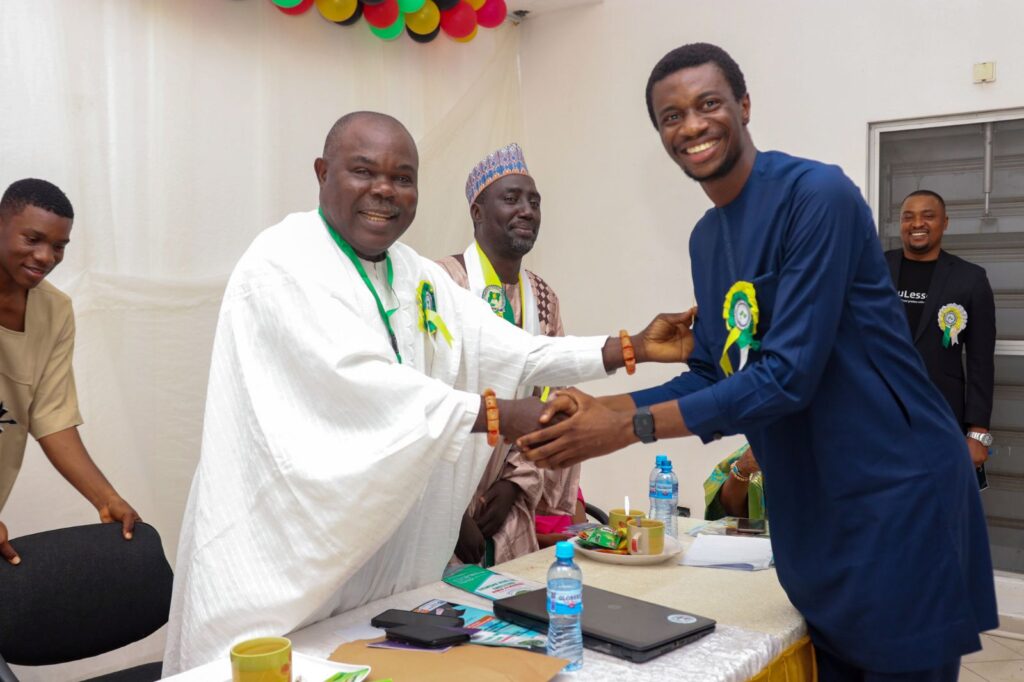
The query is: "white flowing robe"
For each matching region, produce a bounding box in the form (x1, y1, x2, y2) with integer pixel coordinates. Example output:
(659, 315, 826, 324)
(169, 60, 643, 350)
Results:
(163, 211, 609, 673)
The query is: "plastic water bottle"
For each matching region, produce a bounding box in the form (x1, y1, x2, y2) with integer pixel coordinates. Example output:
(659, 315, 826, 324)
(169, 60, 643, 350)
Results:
(648, 454, 668, 514)
(546, 541, 583, 672)
(651, 459, 679, 539)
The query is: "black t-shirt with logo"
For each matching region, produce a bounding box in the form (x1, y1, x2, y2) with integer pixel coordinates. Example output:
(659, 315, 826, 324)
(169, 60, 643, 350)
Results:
(897, 257, 937, 334)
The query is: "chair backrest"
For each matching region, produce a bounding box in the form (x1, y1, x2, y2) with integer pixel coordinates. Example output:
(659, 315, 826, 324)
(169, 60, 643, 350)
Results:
(0, 522, 173, 666)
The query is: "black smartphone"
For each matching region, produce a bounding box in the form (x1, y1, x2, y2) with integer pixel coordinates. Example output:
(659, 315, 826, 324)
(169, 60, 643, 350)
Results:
(977, 464, 989, 491)
(384, 623, 471, 648)
(370, 608, 464, 629)
(735, 518, 767, 535)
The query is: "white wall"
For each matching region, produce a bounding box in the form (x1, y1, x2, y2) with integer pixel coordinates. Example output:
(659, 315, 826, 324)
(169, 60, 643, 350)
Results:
(516, 0, 1024, 518)
(4, 0, 1024, 677)
(1, 2, 524, 678)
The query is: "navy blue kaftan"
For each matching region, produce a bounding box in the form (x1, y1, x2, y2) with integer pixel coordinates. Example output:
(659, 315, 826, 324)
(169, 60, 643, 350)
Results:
(632, 151, 997, 672)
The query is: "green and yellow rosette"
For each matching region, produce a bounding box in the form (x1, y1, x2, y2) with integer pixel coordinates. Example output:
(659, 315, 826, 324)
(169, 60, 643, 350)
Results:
(720, 281, 761, 376)
(937, 303, 967, 348)
(417, 280, 453, 346)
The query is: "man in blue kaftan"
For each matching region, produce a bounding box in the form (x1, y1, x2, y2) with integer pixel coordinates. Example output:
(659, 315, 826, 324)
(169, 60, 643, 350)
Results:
(518, 44, 997, 680)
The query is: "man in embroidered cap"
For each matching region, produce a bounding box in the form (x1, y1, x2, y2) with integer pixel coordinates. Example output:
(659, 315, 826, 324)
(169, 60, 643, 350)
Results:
(164, 112, 697, 673)
(437, 144, 585, 567)
(885, 190, 996, 480)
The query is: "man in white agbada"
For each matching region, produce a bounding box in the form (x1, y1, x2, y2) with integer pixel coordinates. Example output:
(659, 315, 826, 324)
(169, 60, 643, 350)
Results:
(164, 112, 695, 673)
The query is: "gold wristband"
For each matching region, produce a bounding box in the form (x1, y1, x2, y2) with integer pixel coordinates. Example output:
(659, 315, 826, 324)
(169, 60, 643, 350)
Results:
(730, 462, 751, 483)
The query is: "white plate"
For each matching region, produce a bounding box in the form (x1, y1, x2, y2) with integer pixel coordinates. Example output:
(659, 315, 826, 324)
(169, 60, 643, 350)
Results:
(573, 535, 683, 566)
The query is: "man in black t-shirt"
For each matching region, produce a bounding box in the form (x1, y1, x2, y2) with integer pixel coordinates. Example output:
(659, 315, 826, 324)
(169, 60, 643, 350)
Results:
(885, 190, 996, 475)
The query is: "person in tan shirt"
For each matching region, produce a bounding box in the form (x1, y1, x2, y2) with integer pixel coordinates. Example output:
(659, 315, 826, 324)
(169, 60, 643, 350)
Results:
(0, 178, 139, 564)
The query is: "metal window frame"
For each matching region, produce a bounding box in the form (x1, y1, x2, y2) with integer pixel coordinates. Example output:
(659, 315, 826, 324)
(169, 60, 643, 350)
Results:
(868, 108, 1024, 358)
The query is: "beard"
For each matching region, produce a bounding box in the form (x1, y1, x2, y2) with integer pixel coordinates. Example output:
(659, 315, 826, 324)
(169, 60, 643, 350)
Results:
(509, 236, 536, 255)
(505, 229, 537, 256)
(682, 143, 742, 183)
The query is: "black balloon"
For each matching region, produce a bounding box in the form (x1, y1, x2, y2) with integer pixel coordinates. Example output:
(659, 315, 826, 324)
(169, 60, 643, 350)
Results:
(407, 24, 440, 43)
(433, 0, 459, 10)
(334, 1, 363, 25)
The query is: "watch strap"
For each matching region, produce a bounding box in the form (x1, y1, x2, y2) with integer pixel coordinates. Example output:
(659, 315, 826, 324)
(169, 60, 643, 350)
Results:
(967, 431, 993, 447)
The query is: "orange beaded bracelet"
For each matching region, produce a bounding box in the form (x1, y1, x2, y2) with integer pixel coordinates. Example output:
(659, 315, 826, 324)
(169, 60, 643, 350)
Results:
(619, 329, 636, 375)
(483, 389, 500, 447)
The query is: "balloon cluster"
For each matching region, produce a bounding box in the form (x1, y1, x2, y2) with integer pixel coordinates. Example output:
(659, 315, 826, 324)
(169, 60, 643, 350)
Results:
(270, 0, 508, 42)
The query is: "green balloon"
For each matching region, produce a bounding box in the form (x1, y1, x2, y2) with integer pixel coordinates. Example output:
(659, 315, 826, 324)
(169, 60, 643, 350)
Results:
(370, 15, 405, 40)
(272, 0, 304, 8)
(397, 0, 427, 12)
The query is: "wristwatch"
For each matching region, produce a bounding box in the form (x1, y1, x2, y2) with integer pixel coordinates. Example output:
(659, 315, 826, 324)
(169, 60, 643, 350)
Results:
(632, 406, 657, 444)
(967, 431, 994, 448)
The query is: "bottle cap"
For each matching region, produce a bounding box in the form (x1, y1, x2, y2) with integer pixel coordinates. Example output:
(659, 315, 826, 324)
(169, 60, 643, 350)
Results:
(555, 541, 575, 559)
(656, 454, 667, 465)
(661, 461, 674, 472)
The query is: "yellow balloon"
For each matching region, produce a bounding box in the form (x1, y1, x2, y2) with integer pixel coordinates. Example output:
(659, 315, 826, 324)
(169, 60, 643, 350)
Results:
(468, 0, 486, 9)
(315, 0, 358, 23)
(454, 25, 478, 42)
(405, 1, 440, 34)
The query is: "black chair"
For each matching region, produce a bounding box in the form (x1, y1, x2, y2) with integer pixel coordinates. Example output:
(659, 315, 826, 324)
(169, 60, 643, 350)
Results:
(584, 502, 608, 525)
(0, 522, 173, 682)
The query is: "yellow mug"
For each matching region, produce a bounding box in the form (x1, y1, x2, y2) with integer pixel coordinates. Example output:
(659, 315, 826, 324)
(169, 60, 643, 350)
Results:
(230, 636, 292, 682)
(627, 519, 665, 555)
(607, 508, 645, 532)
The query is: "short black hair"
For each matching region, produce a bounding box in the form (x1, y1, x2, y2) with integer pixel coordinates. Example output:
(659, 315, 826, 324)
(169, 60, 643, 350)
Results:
(645, 43, 747, 128)
(902, 189, 946, 211)
(0, 178, 74, 220)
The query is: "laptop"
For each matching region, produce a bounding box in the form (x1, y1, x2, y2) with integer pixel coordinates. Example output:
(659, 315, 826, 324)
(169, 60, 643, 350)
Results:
(493, 586, 715, 663)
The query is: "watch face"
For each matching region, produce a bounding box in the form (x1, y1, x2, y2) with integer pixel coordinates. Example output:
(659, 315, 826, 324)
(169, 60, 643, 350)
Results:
(633, 411, 656, 443)
(971, 432, 993, 447)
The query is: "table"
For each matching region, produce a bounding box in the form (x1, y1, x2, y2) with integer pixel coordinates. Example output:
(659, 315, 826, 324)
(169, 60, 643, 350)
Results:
(166, 519, 808, 681)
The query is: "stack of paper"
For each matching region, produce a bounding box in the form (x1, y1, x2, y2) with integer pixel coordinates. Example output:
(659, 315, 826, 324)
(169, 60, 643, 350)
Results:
(681, 534, 773, 571)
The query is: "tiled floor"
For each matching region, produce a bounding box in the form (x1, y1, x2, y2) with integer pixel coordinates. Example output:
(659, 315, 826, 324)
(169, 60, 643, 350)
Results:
(962, 633, 1024, 681)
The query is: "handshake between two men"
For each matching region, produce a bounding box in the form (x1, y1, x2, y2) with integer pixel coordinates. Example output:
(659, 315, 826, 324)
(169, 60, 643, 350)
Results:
(453, 307, 697, 564)
(471, 306, 699, 468)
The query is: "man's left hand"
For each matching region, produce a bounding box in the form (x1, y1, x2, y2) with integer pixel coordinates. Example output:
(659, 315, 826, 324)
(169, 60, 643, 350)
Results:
(99, 496, 140, 540)
(635, 306, 698, 364)
(517, 388, 634, 469)
(966, 438, 989, 468)
(474, 480, 519, 538)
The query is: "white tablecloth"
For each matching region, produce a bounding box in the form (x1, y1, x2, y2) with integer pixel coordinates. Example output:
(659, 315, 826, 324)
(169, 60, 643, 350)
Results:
(165, 519, 805, 681)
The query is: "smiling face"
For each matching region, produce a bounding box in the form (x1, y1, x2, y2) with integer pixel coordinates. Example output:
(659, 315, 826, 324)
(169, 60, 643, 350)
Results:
(472, 174, 541, 258)
(314, 115, 419, 259)
(651, 62, 755, 204)
(900, 193, 948, 261)
(0, 204, 72, 293)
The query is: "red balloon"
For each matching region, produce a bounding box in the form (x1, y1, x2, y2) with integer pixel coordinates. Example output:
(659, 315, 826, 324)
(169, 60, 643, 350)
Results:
(475, 0, 506, 28)
(275, 0, 314, 14)
(363, 0, 400, 28)
(440, 0, 476, 38)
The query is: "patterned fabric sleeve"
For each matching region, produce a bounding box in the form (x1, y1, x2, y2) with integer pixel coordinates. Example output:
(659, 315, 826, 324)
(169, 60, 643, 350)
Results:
(703, 443, 767, 521)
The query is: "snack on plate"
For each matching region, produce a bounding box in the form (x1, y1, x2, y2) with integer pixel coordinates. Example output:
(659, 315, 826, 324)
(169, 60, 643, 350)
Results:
(577, 526, 627, 551)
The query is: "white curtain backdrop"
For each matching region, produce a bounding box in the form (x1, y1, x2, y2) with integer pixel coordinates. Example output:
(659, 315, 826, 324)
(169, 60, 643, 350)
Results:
(1, 2, 523, 678)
